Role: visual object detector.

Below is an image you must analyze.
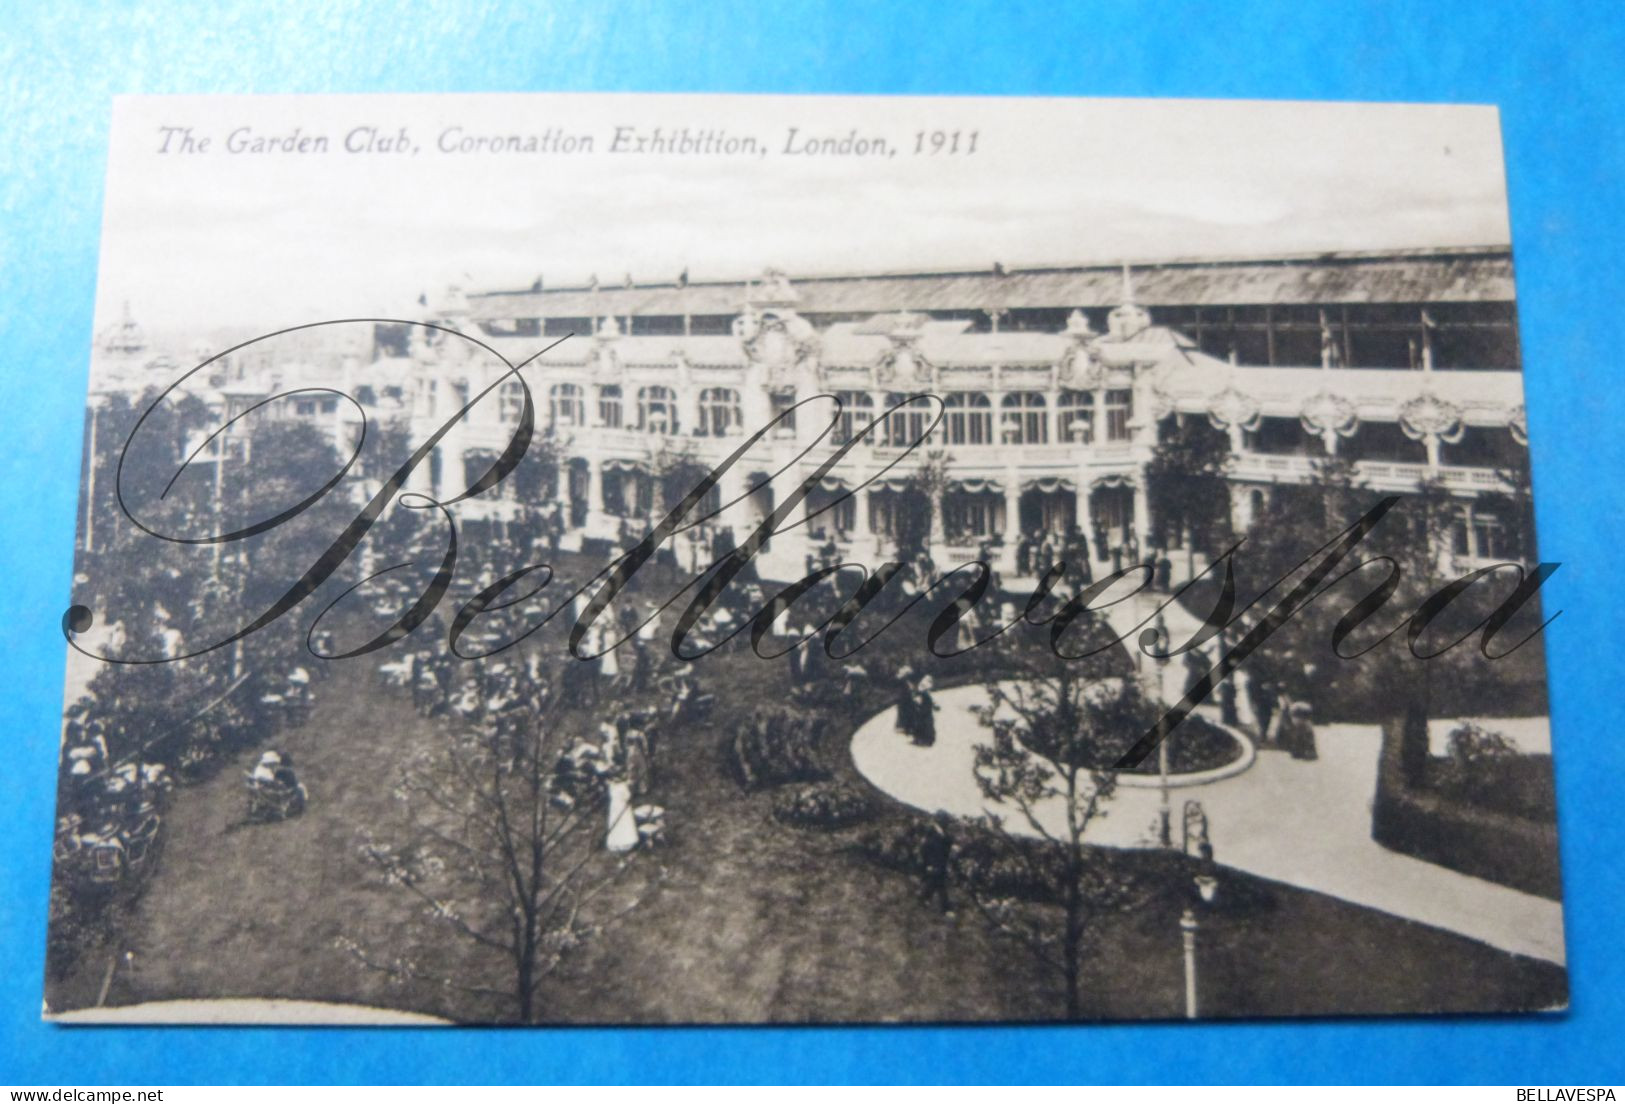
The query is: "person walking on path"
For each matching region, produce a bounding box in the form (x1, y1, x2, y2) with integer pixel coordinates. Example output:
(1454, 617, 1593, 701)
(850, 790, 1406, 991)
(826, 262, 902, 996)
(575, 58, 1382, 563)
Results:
(919, 812, 954, 915)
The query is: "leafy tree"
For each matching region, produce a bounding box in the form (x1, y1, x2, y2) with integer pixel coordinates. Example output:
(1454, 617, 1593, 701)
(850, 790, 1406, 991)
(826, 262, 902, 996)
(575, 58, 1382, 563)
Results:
(220, 420, 362, 613)
(1146, 418, 1234, 557)
(1220, 459, 1523, 724)
(969, 653, 1156, 1019)
(892, 449, 953, 564)
(345, 685, 651, 1023)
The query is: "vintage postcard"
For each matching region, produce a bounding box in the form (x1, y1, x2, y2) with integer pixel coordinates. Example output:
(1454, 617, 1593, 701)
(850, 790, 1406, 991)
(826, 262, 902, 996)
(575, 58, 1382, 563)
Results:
(48, 93, 1564, 1024)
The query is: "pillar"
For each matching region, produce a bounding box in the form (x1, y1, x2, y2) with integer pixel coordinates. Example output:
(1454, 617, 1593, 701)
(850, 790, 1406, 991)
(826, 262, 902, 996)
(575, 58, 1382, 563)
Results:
(1002, 477, 1023, 574)
(1075, 479, 1095, 559)
(717, 464, 747, 545)
(553, 459, 571, 509)
(852, 485, 872, 558)
(585, 457, 604, 535)
(1229, 482, 1255, 534)
(1132, 480, 1151, 556)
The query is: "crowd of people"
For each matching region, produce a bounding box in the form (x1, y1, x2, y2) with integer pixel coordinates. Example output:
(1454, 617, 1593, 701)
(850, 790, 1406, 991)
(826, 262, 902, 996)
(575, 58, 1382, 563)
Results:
(1009, 523, 1178, 592)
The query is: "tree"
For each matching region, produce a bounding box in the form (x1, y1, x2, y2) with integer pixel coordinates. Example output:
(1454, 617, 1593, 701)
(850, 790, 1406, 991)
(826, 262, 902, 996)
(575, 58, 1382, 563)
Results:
(1146, 418, 1233, 557)
(893, 448, 954, 563)
(1226, 460, 1504, 724)
(969, 653, 1156, 1019)
(345, 684, 649, 1022)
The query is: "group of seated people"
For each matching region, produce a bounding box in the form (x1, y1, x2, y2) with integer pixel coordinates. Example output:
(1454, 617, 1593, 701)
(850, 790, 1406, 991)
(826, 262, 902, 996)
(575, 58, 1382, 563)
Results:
(55, 724, 170, 885)
(244, 748, 306, 819)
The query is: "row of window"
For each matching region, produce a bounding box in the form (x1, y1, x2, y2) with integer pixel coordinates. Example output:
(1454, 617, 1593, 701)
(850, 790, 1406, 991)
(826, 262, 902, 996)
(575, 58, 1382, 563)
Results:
(487, 381, 1137, 446)
(829, 390, 1132, 447)
(495, 381, 741, 436)
(1245, 416, 1524, 468)
(471, 302, 1520, 371)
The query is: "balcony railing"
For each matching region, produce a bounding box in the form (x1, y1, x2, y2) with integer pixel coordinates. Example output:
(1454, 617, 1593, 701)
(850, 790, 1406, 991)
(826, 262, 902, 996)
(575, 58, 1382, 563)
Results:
(1229, 451, 1511, 493)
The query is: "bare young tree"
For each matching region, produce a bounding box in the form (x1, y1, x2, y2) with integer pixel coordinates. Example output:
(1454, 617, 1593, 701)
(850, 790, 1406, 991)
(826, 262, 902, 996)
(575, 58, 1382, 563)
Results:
(969, 654, 1155, 1019)
(343, 687, 649, 1022)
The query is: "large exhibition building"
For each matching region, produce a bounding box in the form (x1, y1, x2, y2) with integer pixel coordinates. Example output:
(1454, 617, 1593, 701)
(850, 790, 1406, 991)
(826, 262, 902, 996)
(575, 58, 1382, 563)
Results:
(92, 245, 1533, 583)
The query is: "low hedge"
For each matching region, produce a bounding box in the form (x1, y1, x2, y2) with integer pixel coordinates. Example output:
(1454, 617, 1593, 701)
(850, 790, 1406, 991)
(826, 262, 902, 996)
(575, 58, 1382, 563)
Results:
(1371, 715, 1562, 900)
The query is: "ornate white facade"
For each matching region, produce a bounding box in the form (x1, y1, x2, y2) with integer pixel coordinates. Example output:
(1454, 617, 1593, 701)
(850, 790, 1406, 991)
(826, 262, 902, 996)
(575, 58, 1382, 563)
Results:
(395, 261, 1530, 581)
(88, 249, 1533, 582)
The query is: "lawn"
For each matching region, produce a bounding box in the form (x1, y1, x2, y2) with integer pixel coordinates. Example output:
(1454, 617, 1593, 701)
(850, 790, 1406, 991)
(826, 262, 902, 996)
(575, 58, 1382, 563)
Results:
(47, 554, 1567, 1023)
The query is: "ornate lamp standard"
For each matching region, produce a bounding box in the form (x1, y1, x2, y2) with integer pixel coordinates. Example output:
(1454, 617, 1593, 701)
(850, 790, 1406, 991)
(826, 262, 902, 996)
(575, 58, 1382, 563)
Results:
(1180, 907, 1200, 1019)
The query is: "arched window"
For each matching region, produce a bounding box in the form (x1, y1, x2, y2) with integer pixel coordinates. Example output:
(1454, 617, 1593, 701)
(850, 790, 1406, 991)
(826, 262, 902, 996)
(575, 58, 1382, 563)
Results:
(549, 382, 584, 428)
(1104, 389, 1134, 442)
(697, 387, 743, 437)
(597, 384, 622, 428)
(832, 391, 875, 445)
(498, 380, 526, 425)
(882, 393, 932, 448)
(942, 392, 993, 446)
(1058, 390, 1094, 444)
(638, 385, 679, 434)
(1001, 391, 1048, 445)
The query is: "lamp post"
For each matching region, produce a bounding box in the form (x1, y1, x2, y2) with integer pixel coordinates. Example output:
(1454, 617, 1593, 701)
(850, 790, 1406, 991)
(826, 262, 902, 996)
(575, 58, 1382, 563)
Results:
(1158, 735, 1172, 847)
(1180, 907, 1199, 1019)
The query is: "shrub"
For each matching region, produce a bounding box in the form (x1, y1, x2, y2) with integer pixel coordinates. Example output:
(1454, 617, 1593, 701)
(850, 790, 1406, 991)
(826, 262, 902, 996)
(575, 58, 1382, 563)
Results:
(1430, 722, 1556, 823)
(1111, 712, 1240, 775)
(771, 782, 874, 830)
(724, 709, 831, 789)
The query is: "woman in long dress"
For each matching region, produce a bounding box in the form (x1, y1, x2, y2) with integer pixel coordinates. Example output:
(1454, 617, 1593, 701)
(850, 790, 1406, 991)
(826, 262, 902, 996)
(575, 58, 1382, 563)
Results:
(605, 779, 640, 852)
(598, 625, 620, 683)
(912, 676, 939, 747)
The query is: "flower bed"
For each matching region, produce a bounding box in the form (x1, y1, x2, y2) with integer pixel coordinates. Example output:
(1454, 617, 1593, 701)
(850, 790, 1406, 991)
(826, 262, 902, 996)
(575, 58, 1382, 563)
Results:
(771, 782, 875, 830)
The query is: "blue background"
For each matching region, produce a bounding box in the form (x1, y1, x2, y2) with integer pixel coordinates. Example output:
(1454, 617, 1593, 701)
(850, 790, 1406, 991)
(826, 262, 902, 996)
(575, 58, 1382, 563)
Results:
(1, 0, 1621, 1085)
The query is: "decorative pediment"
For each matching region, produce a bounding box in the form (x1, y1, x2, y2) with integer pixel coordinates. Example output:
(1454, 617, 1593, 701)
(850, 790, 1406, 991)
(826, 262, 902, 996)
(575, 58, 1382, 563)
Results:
(1398, 391, 1465, 443)
(1299, 391, 1359, 438)
(737, 307, 820, 386)
(1206, 386, 1262, 432)
(873, 316, 932, 386)
(1056, 339, 1106, 388)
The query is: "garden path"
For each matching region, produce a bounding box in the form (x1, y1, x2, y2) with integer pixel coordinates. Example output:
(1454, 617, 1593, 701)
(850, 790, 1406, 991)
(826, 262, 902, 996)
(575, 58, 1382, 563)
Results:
(853, 591, 1567, 966)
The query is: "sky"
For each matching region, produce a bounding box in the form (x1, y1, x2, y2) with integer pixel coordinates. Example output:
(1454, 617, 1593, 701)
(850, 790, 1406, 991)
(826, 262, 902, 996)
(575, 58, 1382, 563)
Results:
(94, 93, 1512, 336)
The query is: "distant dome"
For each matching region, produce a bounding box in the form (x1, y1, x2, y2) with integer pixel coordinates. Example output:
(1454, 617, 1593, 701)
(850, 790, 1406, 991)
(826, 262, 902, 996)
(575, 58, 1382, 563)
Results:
(97, 302, 146, 357)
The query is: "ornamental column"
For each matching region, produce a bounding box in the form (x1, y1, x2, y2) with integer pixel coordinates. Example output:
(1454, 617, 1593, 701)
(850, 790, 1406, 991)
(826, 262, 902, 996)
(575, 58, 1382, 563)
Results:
(1132, 479, 1152, 559)
(1002, 474, 1023, 575)
(553, 459, 571, 509)
(585, 457, 604, 536)
(852, 484, 872, 557)
(1229, 482, 1255, 534)
(1075, 478, 1095, 563)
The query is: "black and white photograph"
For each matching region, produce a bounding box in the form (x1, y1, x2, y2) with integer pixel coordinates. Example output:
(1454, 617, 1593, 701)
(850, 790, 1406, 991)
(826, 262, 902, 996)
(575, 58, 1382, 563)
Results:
(47, 92, 1565, 1025)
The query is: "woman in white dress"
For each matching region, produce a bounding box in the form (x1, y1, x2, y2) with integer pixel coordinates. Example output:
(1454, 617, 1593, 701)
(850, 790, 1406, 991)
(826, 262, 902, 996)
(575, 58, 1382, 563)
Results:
(605, 779, 640, 852)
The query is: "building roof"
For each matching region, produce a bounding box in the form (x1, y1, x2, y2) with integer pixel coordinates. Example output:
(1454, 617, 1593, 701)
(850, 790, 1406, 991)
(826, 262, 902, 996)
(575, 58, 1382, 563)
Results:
(469, 246, 1515, 321)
